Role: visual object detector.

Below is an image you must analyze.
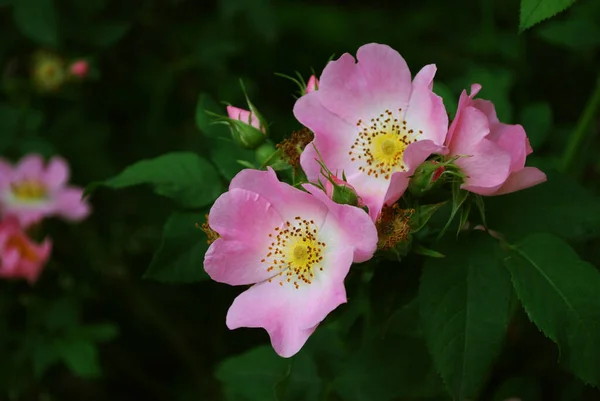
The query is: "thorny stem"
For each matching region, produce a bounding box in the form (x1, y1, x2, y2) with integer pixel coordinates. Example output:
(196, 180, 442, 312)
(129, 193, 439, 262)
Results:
(561, 73, 600, 175)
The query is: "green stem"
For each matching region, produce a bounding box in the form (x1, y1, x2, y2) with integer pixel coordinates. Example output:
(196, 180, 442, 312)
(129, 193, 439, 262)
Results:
(560, 73, 600, 174)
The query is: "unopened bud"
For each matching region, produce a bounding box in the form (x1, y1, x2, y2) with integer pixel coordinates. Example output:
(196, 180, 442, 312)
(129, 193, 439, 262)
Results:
(325, 175, 360, 207)
(226, 106, 267, 150)
(408, 160, 445, 197)
(68, 60, 89, 78)
(305, 75, 319, 94)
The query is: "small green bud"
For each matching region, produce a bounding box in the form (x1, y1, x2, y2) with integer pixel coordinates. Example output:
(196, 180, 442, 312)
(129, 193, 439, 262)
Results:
(408, 160, 446, 197)
(331, 184, 359, 206)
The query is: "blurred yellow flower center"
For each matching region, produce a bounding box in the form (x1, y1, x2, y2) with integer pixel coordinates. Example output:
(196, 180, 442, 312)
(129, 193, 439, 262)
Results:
(11, 180, 47, 201)
(261, 216, 326, 289)
(349, 108, 421, 180)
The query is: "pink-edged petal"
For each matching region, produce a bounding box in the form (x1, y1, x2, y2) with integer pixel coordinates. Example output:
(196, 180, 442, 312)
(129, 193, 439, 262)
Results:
(446, 85, 481, 145)
(318, 44, 412, 124)
(490, 123, 528, 172)
(55, 187, 91, 222)
(303, 184, 377, 263)
(345, 172, 388, 221)
(459, 140, 512, 195)
(493, 167, 547, 196)
(43, 157, 70, 189)
(12, 209, 47, 228)
(15, 154, 44, 179)
(229, 168, 328, 225)
(226, 246, 353, 357)
(472, 97, 499, 125)
(205, 238, 277, 285)
(0, 159, 13, 185)
(448, 107, 491, 155)
(404, 66, 448, 145)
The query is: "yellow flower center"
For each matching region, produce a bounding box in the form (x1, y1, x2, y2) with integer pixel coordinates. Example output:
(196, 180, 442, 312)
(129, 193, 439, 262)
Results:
(261, 216, 326, 289)
(349, 108, 422, 179)
(11, 180, 48, 201)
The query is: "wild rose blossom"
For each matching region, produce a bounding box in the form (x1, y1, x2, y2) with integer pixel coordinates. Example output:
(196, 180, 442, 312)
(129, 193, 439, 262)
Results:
(0, 154, 91, 227)
(445, 84, 546, 195)
(294, 43, 448, 221)
(203, 167, 377, 357)
(0, 216, 52, 284)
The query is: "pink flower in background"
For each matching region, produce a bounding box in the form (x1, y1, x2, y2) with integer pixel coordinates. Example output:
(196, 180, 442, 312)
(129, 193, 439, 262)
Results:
(204, 168, 377, 357)
(445, 84, 546, 195)
(226, 106, 265, 133)
(0, 216, 52, 284)
(69, 59, 89, 78)
(305, 75, 319, 94)
(294, 43, 448, 221)
(0, 154, 91, 227)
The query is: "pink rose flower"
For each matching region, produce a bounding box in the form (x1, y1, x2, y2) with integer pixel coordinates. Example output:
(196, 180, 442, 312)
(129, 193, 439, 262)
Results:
(305, 75, 319, 94)
(446, 84, 546, 195)
(294, 43, 448, 221)
(204, 168, 377, 357)
(226, 105, 264, 133)
(69, 60, 89, 78)
(0, 216, 52, 284)
(0, 154, 91, 227)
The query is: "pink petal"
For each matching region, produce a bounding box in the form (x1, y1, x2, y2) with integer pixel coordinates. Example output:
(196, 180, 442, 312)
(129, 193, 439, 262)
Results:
(295, 94, 358, 181)
(303, 184, 377, 263)
(227, 106, 260, 130)
(15, 154, 44, 180)
(344, 172, 389, 222)
(0, 158, 13, 186)
(204, 188, 284, 285)
(306, 75, 319, 93)
(229, 168, 328, 225)
(458, 139, 512, 195)
(446, 85, 481, 145)
(43, 157, 70, 189)
(55, 187, 91, 222)
(448, 106, 491, 155)
(318, 43, 412, 124)
(472, 97, 499, 125)
(493, 167, 547, 196)
(490, 123, 528, 173)
(403, 65, 448, 145)
(226, 246, 353, 357)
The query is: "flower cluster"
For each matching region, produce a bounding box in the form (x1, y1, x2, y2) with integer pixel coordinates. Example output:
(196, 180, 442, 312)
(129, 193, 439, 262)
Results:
(0, 155, 91, 284)
(203, 43, 546, 357)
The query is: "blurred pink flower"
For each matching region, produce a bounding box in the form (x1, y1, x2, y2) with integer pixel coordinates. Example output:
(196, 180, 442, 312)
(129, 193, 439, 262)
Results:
(203, 168, 377, 357)
(69, 60, 89, 78)
(0, 216, 51, 284)
(446, 84, 546, 195)
(294, 43, 448, 221)
(0, 154, 91, 227)
(305, 75, 319, 93)
(226, 105, 264, 133)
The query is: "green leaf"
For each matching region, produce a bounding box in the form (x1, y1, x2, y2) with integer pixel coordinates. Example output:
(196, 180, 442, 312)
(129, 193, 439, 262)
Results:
(332, 301, 446, 401)
(492, 376, 543, 401)
(505, 233, 600, 386)
(56, 339, 101, 378)
(144, 211, 210, 283)
(419, 232, 513, 400)
(519, 0, 577, 32)
(536, 0, 600, 51)
(87, 21, 130, 47)
(433, 81, 458, 117)
(78, 323, 119, 342)
(89, 152, 223, 208)
(520, 102, 553, 148)
(13, 0, 59, 47)
(485, 170, 600, 241)
(216, 346, 289, 401)
(275, 351, 323, 401)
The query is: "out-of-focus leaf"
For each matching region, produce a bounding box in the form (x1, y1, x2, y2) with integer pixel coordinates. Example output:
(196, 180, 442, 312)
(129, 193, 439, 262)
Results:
(144, 211, 210, 283)
(520, 102, 553, 148)
(492, 376, 543, 401)
(537, 17, 600, 51)
(87, 22, 130, 47)
(457, 67, 514, 121)
(216, 346, 289, 401)
(13, 0, 59, 46)
(505, 233, 600, 386)
(56, 339, 101, 378)
(519, 0, 576, 32)
(87, 152, 223, 209)
(78, 323, 119, 342)
(275, 351, 323, 401)
(419, 232, 513, 400)
(485, 170, 600, 241)
(433, 81, 458, 117)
